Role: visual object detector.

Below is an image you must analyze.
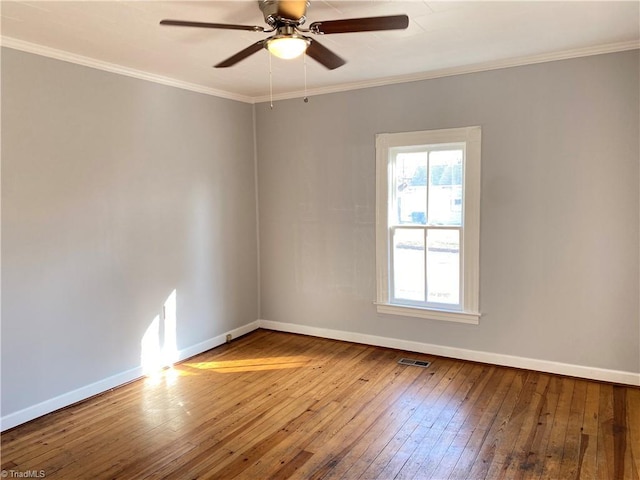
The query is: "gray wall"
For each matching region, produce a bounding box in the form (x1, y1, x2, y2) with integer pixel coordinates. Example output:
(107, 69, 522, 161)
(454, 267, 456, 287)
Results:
(2, 47, 638, 421)
(256, 50, 640, 373)
(1, 48, 259, 416)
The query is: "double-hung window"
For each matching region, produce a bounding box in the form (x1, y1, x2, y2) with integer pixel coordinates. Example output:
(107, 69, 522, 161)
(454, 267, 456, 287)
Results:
(375, 126, 481, 324)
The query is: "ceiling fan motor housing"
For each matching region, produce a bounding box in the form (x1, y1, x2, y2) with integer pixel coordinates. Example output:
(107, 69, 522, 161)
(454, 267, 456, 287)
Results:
(259, 0, 310, 26)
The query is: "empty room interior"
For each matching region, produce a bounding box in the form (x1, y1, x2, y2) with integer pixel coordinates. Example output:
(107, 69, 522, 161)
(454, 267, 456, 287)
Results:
(1, 1, 639, 479)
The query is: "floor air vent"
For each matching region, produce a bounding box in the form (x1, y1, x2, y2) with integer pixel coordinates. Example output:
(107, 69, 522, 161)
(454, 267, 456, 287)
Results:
(398, 358, 431, 368)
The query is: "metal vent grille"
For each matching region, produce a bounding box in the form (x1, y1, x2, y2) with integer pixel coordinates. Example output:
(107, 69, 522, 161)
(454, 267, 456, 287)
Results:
(398, 358, 431, 368)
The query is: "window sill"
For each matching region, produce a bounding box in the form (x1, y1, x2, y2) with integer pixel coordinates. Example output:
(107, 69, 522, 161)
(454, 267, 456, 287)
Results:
(375, 303, 480, 325)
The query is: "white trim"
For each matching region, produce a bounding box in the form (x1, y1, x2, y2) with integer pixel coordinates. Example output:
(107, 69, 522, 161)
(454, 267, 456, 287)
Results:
(1, 35, 637, 104)
(0, 320, 261, 431)
(375, 133, 391, 306)
(375, 303, 480, 324)
(463, 128, 481, 314)
(252, 106, 262, 319)
(252, 41, 640, 103)
(259, 319, 640, 387)
(0, 365, 144, 433)
(0, 37, 254, 104)
(376, 126, 481, 321)
(177, 320, 260, 360)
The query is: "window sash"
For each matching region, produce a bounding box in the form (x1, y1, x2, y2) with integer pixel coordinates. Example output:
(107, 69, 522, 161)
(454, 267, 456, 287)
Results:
(390, 146, 464, 229)
(389, 225, 463, 310)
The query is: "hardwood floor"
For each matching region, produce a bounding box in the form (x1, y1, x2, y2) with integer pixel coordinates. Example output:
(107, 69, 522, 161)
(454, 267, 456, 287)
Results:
(2, 329, 639, 479)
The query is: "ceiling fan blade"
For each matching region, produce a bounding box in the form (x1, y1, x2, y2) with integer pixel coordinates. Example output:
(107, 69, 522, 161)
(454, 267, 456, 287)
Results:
(276, 0, 309, 20)
(215, 41, 266, 68)
(306, 39, 346, 70)
(310, 14, 408, 35)
(160, 19, 265, 32)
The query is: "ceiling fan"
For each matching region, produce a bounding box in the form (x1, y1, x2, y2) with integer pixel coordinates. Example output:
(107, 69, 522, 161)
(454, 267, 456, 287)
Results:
(160, 0, 409, 70)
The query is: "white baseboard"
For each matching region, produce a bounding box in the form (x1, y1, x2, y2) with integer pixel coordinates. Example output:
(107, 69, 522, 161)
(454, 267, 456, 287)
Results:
(4, 317, 638, 431)
(258, 319, 640, 387)
(0, 365, 144, 433)
(0, 321, 261, 431)
(178, 320, 260, 360)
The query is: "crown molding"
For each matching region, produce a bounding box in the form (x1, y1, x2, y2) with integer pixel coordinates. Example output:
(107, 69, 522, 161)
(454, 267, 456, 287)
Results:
(0, 36, 254, 104)
(253, 40, 640, 104)
(2, 35, 638, 105)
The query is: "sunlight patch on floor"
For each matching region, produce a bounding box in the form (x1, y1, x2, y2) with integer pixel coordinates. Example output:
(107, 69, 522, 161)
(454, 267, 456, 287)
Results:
(184, 356, 312, 373)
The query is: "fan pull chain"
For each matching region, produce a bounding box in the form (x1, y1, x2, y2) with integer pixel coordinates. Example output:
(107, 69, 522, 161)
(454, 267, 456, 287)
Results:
(303, 51, 308, 103)
(269, 52, 274, 110)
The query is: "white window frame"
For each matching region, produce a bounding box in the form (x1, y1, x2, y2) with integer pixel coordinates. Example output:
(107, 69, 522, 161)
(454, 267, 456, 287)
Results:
(375, 126, 481, 324)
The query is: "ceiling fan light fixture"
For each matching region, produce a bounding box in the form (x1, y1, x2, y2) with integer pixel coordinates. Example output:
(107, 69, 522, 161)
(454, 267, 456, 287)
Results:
(266, 35, 310, 59)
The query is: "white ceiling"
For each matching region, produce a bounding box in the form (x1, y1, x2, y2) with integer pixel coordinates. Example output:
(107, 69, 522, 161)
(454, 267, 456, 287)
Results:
(1, 1, 639, 102)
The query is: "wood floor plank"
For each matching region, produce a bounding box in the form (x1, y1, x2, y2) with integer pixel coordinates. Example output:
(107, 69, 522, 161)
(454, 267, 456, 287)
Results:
(628, 388, 640, 477)
(612, 385, 633, 480)
(558, 379, 588, 480)
(267, 449, 315, 480)
(538, 376, 576, 480)
(598, 383, 616, 480)
(575, 381, 600, 480)
(1, 330, 638, 480)
(518, 375, 562, 480)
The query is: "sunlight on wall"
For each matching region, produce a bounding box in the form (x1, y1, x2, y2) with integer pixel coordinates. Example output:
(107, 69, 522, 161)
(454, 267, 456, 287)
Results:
(162, 289, 178, 366)
(141, 315, 161, 375)
(141, 289, 178, 376)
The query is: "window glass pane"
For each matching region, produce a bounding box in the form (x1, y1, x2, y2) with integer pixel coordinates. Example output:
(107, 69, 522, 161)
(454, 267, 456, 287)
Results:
(393, 151, 427, 225)
(426, 229, 460, 305)
(393, 228, 425, 301)
(428, 150, 463, 226)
